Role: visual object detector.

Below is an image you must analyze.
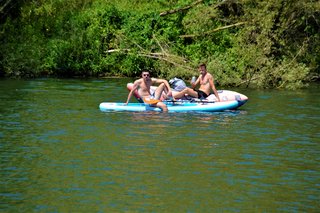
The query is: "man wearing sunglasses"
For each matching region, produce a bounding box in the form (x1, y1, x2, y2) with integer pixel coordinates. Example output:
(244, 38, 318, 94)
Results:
(125, 71, 173, 112)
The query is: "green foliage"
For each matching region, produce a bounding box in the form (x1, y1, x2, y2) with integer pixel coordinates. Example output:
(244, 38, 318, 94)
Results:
(204, 0, 319, 88)
(0, 0, 319, 89)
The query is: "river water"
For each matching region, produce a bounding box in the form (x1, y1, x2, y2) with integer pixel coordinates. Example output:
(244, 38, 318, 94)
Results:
(1, 78, 319, 212)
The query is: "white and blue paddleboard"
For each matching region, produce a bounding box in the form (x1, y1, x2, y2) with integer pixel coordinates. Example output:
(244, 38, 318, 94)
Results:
(99, 100, 246, 112)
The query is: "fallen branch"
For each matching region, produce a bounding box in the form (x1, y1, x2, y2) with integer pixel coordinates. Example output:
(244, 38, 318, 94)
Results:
(153, 35, 167, 55)
(106, 34, 195, 71)
(149, 52, 189, 63)
(160, 0, 229, 17)
(0, 0, 12, 13)
(105, 49, 130, 53)
(180, 22, 247, 38)
(106, 50, 187, 63)
(138, 53, 194, 71)
(106, 49, 193, 70)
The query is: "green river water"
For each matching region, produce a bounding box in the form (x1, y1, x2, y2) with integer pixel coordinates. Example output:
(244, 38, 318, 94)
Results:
(0, 78, 319, 212)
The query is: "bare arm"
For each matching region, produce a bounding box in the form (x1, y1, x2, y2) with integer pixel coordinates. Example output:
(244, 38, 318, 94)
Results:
(125, 81, 139, 105)
(209, 77, 220, 102)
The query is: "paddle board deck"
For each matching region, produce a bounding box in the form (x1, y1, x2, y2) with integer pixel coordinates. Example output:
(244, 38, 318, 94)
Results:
(99, 100, 245, 112)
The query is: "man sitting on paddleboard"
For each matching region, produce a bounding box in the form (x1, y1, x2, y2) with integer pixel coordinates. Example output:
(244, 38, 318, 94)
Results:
(124, 70, 173, 112)
(173, 63, 221, 102)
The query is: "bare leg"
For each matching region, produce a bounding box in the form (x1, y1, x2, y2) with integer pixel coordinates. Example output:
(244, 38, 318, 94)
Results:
(156, 101, 168, 112)
(154, 83, 170, 100)
(173, 88, 198, 99)
(154, 83, 165, 100)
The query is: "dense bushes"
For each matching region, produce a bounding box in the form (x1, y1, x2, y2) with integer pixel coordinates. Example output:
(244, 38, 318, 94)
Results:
(0, 0, 319, 88)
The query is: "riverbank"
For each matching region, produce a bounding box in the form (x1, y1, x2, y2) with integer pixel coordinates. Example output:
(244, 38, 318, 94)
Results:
(1, 1, 319, 89)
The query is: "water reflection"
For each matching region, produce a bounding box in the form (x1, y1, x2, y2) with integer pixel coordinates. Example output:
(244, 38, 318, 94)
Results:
(114, 109, 248, 125)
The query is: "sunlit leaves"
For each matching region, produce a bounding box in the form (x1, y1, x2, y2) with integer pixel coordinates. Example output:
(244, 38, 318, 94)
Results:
(0, 0, 318, 88)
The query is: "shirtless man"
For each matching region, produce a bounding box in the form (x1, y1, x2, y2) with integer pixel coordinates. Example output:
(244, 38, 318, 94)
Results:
(173, 63, 221, 102)
(125, 71, 173, 112)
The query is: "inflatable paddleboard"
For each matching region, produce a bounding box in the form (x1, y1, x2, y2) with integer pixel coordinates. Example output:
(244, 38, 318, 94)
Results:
(99, 100, 243, 112)
(98, 82, 248, 112)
